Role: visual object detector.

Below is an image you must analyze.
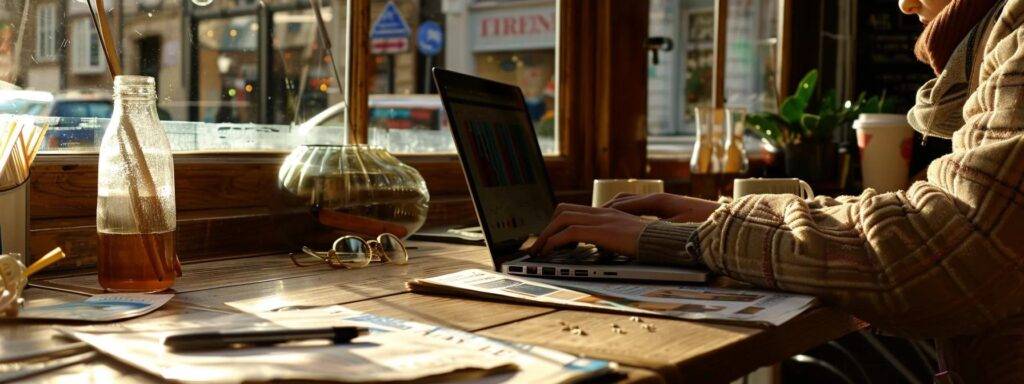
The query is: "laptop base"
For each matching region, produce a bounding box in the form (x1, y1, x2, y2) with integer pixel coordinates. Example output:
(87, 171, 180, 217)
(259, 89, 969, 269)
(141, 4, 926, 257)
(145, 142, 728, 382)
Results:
(502, 256, 709, 283)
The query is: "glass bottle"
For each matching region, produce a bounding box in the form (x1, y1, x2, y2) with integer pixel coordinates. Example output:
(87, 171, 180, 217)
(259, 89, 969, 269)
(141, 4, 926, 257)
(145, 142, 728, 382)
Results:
(97, 76, 177, 292)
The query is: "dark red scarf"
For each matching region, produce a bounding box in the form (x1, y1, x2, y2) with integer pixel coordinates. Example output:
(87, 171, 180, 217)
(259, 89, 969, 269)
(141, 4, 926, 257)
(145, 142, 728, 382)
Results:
(914, 0, 998, 74)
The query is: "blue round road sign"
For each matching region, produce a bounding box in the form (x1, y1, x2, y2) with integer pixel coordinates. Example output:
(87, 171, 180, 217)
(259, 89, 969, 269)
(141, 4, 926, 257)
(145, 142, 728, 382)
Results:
(417, 21, 444, 56)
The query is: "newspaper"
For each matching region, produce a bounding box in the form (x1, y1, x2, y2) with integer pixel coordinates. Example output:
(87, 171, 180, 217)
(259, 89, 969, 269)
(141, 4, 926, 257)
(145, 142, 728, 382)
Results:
(13, 294, 172, 322)
(64, 305, 613, 383)
(408, 269, 817, 326)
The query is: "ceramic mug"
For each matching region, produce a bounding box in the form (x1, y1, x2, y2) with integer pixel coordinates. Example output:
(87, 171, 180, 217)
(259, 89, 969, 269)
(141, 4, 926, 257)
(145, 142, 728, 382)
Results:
(733, 178, 814, 200)
(592, 179, 665, 207)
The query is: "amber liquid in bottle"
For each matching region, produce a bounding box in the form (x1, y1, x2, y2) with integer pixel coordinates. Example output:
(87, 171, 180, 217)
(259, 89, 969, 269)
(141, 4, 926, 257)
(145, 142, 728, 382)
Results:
(97, 231, 176, 292)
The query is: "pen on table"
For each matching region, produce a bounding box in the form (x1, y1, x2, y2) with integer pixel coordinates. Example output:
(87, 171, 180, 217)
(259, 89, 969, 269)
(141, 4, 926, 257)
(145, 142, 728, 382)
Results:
(163, 326, 369, 351)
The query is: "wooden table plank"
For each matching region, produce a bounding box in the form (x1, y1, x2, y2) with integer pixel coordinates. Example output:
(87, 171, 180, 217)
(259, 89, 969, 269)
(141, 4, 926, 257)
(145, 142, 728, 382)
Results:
(175, 247, 495, 312)
(340, 293, 665, 384)
(476, 308, 858, 383)
(30, 242, 484, 295)
(342, 293, 556, 332)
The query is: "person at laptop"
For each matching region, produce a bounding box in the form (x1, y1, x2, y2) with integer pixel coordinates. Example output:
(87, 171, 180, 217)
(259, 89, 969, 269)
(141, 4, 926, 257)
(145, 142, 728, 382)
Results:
(532, 0, 1024, 382)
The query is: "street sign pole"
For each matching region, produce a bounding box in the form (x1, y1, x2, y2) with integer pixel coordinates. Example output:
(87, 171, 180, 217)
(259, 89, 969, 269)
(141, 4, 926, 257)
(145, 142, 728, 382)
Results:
(388, 55, 396, 93)
(423, 55, 433, 93)
(416, 20, 444, 94)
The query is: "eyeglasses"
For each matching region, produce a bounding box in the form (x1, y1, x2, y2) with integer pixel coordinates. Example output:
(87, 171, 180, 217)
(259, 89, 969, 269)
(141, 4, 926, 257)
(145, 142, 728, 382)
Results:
(291, 233, 409, 269)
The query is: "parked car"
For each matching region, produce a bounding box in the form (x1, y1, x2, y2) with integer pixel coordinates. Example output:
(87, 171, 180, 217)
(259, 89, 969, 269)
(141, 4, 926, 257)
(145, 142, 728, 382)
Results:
(299, 94, 449, 132)
(42, 89, 115, 119)
(297, 95, 453, 152)
(0, 89, 53, 115)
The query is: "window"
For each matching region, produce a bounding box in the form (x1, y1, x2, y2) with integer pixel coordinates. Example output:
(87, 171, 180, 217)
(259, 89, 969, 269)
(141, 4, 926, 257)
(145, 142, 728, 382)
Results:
(646, 0, 778, 157)
(71, 18, 105, 74)
(0, 0, 349, 153)
(0, 0, 564, 155)
(35, 3, 58, 61)
(366, 0, 559, 155)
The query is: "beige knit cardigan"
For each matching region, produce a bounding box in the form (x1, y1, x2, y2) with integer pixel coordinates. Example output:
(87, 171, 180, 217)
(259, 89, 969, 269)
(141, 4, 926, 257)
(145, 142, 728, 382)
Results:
(652, 0, 1024, 340)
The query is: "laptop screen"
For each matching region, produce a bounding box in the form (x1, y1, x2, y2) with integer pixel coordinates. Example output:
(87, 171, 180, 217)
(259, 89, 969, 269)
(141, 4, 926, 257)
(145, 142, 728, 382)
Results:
(434, 69, 556, 263)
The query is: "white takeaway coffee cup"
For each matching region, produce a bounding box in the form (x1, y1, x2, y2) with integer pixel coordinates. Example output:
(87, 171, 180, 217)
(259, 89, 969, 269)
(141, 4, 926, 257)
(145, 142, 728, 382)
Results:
(853, 113, 915, 193)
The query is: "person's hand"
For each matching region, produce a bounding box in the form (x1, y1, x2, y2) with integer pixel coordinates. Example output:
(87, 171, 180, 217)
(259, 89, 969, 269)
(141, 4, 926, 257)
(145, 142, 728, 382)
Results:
(602, 193, 721, 223)
(529, 204, 647, 256)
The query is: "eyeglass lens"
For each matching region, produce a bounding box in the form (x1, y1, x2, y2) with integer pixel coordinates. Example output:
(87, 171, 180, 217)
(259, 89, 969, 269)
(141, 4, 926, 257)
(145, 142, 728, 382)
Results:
(377, 233, 408, 264)
(332, 236, 372, 267)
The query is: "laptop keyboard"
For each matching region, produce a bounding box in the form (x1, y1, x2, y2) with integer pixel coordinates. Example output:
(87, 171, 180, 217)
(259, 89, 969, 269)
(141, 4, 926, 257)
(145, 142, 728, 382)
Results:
(527, 245, 634, 265)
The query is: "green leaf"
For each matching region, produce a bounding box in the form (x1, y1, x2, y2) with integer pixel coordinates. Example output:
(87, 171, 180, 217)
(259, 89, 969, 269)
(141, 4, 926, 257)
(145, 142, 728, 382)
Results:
(878, 90, 893, 113)
(793, 69, 818, 107)
(863, 96, 881, 114)
(779, 69, 818, 125)
(745, 113, 793, 146)
(800, 113, 820, 135)
(746, 113, 778, 138)
(779, 97, 805, 125)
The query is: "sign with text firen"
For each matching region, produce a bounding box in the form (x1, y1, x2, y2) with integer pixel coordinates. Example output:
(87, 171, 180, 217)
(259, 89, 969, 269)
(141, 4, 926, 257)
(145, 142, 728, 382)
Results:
(470, 4, 556, 52)
(370, 2, 411, 54)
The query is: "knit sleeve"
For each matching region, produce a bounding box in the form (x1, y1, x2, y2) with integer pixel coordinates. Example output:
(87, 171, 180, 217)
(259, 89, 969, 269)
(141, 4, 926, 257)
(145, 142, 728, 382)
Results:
(636, 221, 701, 267)
(698, 24, 1024, 339)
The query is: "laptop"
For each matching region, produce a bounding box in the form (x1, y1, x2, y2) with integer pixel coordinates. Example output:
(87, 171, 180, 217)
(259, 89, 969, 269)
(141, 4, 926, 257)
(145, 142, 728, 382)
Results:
(432, 68, 708, 283)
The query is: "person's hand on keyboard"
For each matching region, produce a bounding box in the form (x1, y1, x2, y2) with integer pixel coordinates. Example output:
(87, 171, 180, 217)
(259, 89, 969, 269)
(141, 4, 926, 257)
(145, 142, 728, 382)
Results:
(602, 193, 720, 223)
(529, 204, 647, 256)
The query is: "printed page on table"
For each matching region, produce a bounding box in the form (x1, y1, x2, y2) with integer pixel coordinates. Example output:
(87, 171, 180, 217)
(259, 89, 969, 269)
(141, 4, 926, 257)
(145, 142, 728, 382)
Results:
(408, 269, 818, 326)
(13, 294, 173, 322)
(62, 305, 613, 383)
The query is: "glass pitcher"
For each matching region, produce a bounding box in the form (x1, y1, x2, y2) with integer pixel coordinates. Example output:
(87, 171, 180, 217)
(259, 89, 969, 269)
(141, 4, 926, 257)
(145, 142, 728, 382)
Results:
(96, 75, 177, 292)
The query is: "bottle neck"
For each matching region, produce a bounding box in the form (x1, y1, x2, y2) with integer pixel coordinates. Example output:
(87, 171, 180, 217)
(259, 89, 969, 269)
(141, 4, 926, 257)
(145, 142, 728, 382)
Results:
(114, 95, 156, 104)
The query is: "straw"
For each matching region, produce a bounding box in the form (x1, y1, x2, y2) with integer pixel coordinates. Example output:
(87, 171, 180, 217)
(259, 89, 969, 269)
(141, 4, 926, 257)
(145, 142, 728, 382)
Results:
(0, 120, 26, 190)
(25, 247, 66, 277)
(0, 120, 50, 190)
(88, 0, 169, 280)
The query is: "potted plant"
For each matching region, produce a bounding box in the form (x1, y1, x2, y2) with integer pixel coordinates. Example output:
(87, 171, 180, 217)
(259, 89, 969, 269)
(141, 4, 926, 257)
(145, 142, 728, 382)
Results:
(746, 70, 889, 182)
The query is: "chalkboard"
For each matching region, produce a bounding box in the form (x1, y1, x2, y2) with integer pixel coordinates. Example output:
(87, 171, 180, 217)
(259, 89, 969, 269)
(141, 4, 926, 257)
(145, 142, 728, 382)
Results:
(855, 0, 933, 112)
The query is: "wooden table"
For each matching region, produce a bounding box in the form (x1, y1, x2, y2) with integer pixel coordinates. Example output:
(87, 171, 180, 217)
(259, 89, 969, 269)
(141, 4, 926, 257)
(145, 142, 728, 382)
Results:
(7, 242, 859, 383)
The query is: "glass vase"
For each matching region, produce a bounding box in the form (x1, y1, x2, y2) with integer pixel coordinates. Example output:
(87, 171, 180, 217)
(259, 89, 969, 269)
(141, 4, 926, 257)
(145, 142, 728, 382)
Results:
(278, 144, 429, 239)
(690, 106, 720, 175)
(723, 108, 749, 174)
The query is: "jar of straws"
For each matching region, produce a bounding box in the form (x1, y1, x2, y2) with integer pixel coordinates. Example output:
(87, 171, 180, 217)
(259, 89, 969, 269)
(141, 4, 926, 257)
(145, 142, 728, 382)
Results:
(0, 117, 48, 262)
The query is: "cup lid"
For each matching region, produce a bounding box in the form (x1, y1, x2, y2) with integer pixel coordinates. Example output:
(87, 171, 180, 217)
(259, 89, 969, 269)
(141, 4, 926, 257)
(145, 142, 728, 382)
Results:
(853, 113, 908, 129)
